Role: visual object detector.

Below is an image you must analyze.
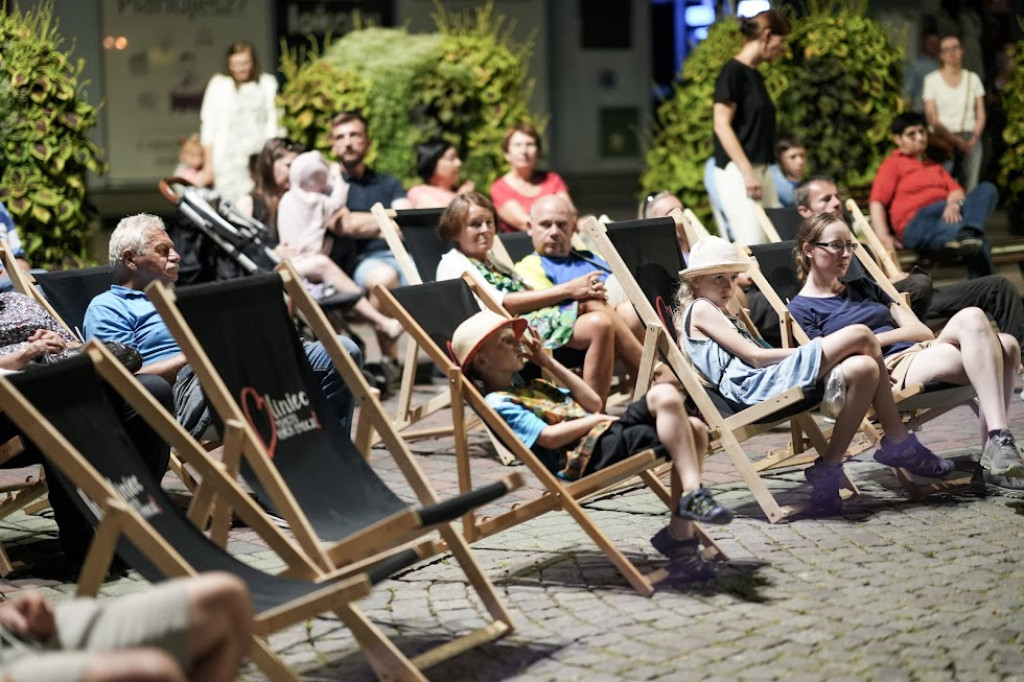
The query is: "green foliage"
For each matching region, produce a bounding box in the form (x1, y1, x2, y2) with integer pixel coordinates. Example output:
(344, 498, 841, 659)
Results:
(998, 37, 1024, 204)
(774, 8, 904, 189)
(278, 39, 372, 155)
(641, 4, 903, 226)
(0, 0, 107, 267)
(277, 1, 538, 190)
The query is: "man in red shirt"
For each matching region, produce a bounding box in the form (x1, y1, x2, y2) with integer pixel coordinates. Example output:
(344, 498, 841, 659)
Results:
(869, 112, 998, 279)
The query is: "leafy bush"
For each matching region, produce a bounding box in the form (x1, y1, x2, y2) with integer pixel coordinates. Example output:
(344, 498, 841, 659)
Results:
(775, 3, 904, 190)
(0, 0, 107, 267)
(998, 37, 1024, 206)
(641, 3, 904, 226)
(277, 2, 538, 190)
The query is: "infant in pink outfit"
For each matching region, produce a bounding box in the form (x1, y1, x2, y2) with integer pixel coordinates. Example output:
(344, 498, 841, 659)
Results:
(277, 150, 349, 257)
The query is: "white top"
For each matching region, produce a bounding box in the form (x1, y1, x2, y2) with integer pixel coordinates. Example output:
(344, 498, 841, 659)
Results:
(200, 72, 281, 204)
(436, 248, 514, 306)
(922, 70, 985, 133)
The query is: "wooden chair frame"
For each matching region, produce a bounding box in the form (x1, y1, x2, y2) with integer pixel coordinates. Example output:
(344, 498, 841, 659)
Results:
(146, 264, 520, 672)
(745, 237, 978, 501)
(0, 343, 460, 681)
(581, 216, 862, 524)
(374, 276, 726, 597)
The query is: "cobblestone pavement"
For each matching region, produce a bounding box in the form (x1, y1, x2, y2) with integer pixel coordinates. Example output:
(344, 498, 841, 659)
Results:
(2, 381, 1023, 681)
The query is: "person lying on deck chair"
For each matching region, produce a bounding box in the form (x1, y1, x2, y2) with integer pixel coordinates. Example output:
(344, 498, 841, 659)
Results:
(788, 212, 1024, 495)
(0, 572, 250, 682)
(83, 213, 362, 438)
(451, 310, 731, 562)
(677, 235, 957, 516)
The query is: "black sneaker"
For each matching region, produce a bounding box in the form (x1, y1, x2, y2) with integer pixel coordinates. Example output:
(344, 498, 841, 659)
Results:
(980, 430, 1024, 478)
(675, 487, 733, 525)
(806, 460, 844, 516)
(944, 228, 984, 256)
(650, 526, 701, 560)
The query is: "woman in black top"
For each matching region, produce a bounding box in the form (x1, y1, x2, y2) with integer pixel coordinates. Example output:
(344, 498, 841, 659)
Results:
(711, 10, 790, 245)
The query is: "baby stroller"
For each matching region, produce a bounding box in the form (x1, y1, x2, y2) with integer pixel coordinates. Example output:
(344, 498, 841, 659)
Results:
(157, 179, 390, 392)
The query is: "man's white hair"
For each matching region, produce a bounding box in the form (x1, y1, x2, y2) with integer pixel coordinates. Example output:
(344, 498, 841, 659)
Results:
(108, 213, 166, 266)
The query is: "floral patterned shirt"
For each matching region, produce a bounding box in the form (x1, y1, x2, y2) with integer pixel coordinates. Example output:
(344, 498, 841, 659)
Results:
(0, 292, 74, 358)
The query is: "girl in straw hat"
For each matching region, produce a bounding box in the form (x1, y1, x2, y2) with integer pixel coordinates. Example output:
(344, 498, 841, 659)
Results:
(676, 235, 952, 515)
(451, 310, 731, 562)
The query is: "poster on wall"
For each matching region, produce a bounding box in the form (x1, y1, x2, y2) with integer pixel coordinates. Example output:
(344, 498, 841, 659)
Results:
(100, 0, 273, 186)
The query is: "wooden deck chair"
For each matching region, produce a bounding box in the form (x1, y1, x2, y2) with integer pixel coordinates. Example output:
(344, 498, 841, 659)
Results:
(846, 199, 906, 280)
(0, 345, 495, 681)
(581, 215, 861, 524)
(746, 239, 978, 501)
(146, 266, 523, 653)
(374, 276, 726, 595)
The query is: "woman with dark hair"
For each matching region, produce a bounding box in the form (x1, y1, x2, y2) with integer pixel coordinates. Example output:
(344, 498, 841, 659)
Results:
(435, 192, 635, 407)
(711, 10, 791, 245)
(489, 123, 574, 232)
(199, 41, 280, 203)
(407, 139, 474, 209)
(236, 138, 402, 344)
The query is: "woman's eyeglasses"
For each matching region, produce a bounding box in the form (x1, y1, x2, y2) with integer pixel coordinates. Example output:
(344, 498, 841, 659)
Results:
(815, 240, 859, 255)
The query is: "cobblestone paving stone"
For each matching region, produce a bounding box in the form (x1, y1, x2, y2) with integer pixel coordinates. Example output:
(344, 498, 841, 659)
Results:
(1, 384, 1023, 681)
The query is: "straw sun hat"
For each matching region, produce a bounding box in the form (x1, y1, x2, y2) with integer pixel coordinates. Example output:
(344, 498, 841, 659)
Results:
(449, 311, 528, 369)
(678, 235, 749, 280)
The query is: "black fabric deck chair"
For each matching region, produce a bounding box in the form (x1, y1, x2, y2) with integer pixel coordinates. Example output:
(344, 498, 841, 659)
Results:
(746, 239, 978, 500)
(763, 207, 804, 242)
(32, 266, 115, 339)
(582, 216, 864, 523)
(147, 265, 522, 660)
(497, 231, 534, 264)
(372, 204, 446, 285)
(0, 345, 454, 681)
(376, 276, 726, 596)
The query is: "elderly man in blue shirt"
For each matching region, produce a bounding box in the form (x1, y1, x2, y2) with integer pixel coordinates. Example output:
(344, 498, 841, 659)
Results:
(84, 213, 361, 438)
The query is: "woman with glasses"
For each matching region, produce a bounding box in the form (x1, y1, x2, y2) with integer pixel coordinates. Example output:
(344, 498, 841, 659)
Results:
(923, 34, 986, 191)
(676, 232, 952, 515)
(788, 212, 1024, 492)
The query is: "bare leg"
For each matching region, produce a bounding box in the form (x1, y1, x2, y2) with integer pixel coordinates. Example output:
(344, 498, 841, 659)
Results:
(901, 308, 1015, 434)
(81, 649, 186, 682)
(567, 310, 615, 407)
(361, 263, 402, 360)
(580, 299, 644, 374)
(185, 572, 252, 682)
(291, 255, 402, 346)
(638, 383, 709, 540)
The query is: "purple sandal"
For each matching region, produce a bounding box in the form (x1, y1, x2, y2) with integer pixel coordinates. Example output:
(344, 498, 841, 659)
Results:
(874, 434, 954, 478)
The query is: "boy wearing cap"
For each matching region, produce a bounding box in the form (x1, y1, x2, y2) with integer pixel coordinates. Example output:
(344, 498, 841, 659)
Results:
(451, 310, 732, 561)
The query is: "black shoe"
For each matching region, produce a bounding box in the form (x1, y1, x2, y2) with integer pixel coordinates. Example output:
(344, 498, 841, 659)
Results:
(675, 487, 733, 525)
(944, 228, 984, 256)
(650, 526, 701, 560)
(806, 460, 844, 516)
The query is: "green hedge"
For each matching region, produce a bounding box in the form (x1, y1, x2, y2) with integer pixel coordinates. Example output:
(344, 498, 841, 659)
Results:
(0, 0, 107, 267)
(278, 3, 539, 190)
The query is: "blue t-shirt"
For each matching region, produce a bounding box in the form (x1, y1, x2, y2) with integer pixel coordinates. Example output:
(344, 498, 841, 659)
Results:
(787, 278, 914, 357)
(83, 286, 182, 363)
(769, 163, 798, 207)
(486, 380, 578, 473)
(343, 168, 406, 257)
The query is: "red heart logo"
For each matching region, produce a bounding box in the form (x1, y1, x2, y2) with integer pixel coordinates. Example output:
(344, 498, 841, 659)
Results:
(240, 386, 278, 459)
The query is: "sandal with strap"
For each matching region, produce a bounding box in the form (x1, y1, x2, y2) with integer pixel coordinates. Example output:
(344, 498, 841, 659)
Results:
(874, 434, 953, 478)
(675, 486, 733, 525)
(650, 527, 701, 560)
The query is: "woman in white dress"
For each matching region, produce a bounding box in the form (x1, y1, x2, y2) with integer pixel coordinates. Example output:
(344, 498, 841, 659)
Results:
(199, 41, 280, 204)
(923, 34, 986, 192)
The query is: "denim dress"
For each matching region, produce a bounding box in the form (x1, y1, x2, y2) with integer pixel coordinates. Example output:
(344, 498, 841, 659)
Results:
(680, 299, 823, 407)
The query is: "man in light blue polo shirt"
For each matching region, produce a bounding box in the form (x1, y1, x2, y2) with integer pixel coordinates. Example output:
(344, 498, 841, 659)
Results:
(84, 213, 361, 437)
